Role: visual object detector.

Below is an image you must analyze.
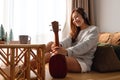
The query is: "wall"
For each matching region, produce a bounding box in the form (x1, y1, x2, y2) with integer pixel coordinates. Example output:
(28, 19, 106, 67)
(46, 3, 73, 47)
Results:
(94, 0, 120, 32)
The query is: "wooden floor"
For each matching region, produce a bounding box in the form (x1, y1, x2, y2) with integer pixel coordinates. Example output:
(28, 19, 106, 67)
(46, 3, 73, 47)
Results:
(45, 64, 120, 80)
(0, 64, 120, 80)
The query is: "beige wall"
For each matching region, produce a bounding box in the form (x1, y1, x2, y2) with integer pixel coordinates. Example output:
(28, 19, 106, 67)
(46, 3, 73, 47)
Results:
(94, 0, 120, 32)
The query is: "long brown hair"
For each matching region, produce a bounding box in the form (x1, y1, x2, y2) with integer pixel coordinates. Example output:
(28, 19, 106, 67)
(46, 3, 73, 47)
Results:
(70, 7, 90, 43)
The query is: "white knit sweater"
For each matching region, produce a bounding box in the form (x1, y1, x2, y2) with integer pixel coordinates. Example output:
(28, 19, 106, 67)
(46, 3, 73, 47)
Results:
(60, 25, 99, 71)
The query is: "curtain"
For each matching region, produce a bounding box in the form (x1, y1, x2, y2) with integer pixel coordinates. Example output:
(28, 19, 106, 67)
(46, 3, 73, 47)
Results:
(0, 0, 4, 25)
(72, 0, 95, 25)
(0, 0, 66, 44)
(62, 0, 72, 39)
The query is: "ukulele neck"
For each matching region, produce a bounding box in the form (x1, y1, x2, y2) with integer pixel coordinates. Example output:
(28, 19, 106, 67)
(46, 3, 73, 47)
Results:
(51, 21, 60, 47)
(54, 32, 59, 46)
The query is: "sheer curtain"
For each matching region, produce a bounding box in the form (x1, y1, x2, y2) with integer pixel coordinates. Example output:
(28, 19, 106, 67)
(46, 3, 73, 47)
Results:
(0, 0, 66, 44)
(0, 0, 4, 25)
(62, 0, 72, 39)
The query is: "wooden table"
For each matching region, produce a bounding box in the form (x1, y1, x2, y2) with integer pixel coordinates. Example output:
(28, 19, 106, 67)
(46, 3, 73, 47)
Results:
(0, 44, 46, 80)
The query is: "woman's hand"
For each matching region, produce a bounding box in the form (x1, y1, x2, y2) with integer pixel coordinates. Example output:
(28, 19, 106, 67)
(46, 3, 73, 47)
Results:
(52, 46, 68, 56)
(46, 41, 68, 56)
(46, 41, 54, 52)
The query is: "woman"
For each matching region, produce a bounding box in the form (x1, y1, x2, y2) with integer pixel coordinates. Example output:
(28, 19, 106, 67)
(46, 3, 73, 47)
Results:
(45, 7, 99, 73)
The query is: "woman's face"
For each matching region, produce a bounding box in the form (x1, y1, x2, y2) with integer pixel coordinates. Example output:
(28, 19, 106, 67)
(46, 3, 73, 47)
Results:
(72, 11, 84, 27)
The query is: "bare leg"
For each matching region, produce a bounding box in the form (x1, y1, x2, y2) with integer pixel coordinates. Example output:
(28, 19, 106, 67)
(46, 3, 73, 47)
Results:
(31, 53, 82, 72)
(31, 50, 82, 73)
(66, 57, 82, 72)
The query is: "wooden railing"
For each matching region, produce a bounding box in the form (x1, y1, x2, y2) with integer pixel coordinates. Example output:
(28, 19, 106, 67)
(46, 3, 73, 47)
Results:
(0, 44, 46, 80)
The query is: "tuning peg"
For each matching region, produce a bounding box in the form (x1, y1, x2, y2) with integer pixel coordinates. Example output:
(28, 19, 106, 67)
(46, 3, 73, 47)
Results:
(49, 25, 61, 26)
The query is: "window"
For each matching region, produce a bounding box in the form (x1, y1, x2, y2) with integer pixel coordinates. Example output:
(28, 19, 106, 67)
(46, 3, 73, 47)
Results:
(0, 0, 4, 25)
(0, 0, 66, 44)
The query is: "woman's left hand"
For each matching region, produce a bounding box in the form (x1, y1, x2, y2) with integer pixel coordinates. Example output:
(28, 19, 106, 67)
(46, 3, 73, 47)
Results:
(51, 46, 68, 56)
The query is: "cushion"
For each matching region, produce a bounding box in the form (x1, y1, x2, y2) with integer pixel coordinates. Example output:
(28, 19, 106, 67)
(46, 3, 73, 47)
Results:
(98, 32, 112, 44)
(111, 32, 120, 45)
(92, 46, 120, 72)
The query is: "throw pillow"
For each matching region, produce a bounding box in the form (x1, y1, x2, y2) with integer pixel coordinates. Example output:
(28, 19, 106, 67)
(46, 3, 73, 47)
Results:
(98, 32, 112, 44)
(92, 46, 120, 72)
(111, 32, 120, 45)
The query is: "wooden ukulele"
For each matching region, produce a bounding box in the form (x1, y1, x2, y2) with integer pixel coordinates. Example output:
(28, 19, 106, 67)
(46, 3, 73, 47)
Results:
(49, 21, 67, 78)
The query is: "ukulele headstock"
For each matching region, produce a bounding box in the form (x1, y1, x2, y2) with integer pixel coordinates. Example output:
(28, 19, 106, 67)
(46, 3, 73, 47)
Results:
(51, 21, 60, 46)
(51, 21, 60, 33)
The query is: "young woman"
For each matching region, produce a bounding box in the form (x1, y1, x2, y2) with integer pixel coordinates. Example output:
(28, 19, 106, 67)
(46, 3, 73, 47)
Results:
(45, 7, 99, 73)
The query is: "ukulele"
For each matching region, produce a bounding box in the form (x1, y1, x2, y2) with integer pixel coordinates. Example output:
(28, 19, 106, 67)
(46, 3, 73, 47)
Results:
(49, 21, 67, 78)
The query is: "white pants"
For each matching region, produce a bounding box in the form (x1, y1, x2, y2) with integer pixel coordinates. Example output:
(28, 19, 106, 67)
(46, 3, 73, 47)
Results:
(76, 59, 90, 72)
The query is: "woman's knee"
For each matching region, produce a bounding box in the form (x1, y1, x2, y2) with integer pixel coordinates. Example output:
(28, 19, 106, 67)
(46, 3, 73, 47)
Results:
(66, 57, 81, 72)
